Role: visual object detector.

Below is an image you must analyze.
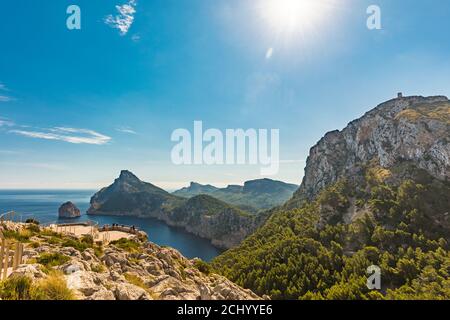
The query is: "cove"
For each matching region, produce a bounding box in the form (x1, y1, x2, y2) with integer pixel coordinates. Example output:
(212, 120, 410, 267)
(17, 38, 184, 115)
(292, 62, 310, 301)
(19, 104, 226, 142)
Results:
(0, 190, 223, 261)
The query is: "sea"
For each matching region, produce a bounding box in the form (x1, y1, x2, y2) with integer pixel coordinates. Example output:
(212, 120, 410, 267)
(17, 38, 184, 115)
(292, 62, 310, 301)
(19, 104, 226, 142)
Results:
(0, 190, 223, 261)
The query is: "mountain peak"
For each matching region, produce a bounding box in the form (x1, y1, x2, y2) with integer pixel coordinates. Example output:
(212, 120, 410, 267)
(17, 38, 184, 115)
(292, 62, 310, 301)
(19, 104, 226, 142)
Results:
(295, 95, 450, 201)
(118, 170, 140, 182)
(189, 182, 203, 187)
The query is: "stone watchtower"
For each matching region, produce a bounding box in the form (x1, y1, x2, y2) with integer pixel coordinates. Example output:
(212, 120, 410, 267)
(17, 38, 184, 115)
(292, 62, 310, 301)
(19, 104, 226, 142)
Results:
(397, 92, 403, 98)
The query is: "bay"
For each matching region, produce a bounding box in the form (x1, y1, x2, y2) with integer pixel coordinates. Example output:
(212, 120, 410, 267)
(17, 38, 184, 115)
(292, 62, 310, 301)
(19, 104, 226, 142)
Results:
(0, 190, 222, 261)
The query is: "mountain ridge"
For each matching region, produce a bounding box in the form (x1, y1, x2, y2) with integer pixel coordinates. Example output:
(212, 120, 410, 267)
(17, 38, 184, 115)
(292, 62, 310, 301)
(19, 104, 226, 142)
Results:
(173, 178, 298, 212)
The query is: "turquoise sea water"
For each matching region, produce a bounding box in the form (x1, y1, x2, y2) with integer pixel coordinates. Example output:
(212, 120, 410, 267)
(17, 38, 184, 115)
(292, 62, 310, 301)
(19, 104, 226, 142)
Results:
(0, 190, 222, 261)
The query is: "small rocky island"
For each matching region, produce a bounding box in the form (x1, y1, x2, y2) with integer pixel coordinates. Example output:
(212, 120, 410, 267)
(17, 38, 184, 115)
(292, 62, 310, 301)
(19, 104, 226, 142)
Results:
(58, 201, 81, 219)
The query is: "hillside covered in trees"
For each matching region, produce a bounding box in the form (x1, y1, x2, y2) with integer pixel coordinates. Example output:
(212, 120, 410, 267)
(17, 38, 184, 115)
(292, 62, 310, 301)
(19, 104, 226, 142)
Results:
(212, 96, 450, 300)
(212, 163, 450, 299)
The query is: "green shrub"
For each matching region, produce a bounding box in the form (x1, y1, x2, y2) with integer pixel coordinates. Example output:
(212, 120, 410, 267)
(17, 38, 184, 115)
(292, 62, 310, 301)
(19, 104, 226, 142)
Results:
(32, 272, 75, 300)
(124, 273, 147, 289)
(0, 273, 76, 300)
(81, 234, 94, 246)
(194, 259, 212, 275)
(30, 241, 41, 248)
(40, 229, 61, 238)
(47, 236, 63, 244)
(110, 238, 140, 252)
(62, 238, 90, 252)
(26, 224, 41, 233)
(36, 252, 70, 268)
(25, 218, 40, 225)
(0, 275, 33, 300)
(93, 245, 104, 258)
(91, 263, 106, 273)
(2, 229, 33, 242)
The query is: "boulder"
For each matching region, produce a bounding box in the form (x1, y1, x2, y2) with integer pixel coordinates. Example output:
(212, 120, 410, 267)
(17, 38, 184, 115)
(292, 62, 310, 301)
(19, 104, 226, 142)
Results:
(9, 264, 46, 281)
(58, 202, 81, 219)
(114, 283, 152, 300)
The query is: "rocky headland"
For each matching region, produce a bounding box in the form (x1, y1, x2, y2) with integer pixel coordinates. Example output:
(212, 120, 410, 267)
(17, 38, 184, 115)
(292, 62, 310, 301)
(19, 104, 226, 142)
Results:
(0, 221, 261, 300)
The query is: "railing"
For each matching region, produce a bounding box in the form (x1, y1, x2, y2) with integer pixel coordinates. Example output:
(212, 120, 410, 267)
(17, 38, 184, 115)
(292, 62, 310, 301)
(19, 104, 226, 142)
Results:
(0, 238, 24, 281)
(0, 211, 33, 224)
(42, 221, 144, 244)
(43, 220, 99, 237)
(99, 224, 141, 235)
(0, 211, 17, 223)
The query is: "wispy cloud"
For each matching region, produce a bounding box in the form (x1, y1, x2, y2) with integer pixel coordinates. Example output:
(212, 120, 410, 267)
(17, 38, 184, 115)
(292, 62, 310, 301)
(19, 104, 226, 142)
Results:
(116, 126, 137, 135)
(105, 0, 137, 36)
(0, 117, 14, 127)
(0, 83, 15, 102)
(10, 127, 111, 145)
(0, 96, 14, 102)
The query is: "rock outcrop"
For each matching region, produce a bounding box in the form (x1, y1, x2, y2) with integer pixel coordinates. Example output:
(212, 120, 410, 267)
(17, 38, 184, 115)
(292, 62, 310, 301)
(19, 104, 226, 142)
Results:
(58, 202, 81, 219)
(2, 222, 261, 300)
(295, 95, 450, 201)
(88, 171, 258, 249)
(212, 95, 450, 300)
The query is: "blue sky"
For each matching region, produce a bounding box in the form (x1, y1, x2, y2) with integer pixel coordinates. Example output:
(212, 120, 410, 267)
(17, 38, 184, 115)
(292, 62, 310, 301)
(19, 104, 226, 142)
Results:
(1, 0, 450, 189)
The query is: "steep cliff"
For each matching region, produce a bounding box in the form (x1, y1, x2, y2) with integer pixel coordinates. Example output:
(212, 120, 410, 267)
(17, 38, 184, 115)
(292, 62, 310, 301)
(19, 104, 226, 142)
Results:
(213, 95, 450, 300)
(88, 171, 258, 249)
(295, 95, 449, 202)
(167, 195, 255, 249)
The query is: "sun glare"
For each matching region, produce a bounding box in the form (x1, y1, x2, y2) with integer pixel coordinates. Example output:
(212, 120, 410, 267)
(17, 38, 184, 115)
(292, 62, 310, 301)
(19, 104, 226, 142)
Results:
(260, 0, 333, 38)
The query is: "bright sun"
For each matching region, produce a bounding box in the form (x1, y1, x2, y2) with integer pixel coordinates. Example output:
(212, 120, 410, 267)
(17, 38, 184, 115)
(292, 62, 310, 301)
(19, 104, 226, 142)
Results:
(260, 0, 332, 37)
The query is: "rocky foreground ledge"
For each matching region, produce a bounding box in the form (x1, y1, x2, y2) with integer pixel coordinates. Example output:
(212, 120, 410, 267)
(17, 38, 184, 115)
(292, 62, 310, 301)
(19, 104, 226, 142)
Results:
(0, 221, 261, 300)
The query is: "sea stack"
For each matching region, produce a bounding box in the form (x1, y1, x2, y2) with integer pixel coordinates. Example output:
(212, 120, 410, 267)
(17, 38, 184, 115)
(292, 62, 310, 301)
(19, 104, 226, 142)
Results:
(58, 201, 81, 219)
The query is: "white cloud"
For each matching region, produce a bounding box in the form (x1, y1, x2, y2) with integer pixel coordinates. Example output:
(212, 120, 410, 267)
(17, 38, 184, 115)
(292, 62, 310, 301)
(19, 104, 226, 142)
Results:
(266, 47, 274, 59)
(0, 118, 14, 127)
(0, 83, 15, 102)
(0, 96, 14, 102)
(105, 0, 137, 36)
(131, 34, 141, 42)
(116, 126, 137, 134)
(10, 127, 111, 145)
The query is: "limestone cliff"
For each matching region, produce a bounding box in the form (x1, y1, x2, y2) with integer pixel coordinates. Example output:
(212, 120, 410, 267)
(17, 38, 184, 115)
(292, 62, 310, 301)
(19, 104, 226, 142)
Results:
(295, 95, 450, 202)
